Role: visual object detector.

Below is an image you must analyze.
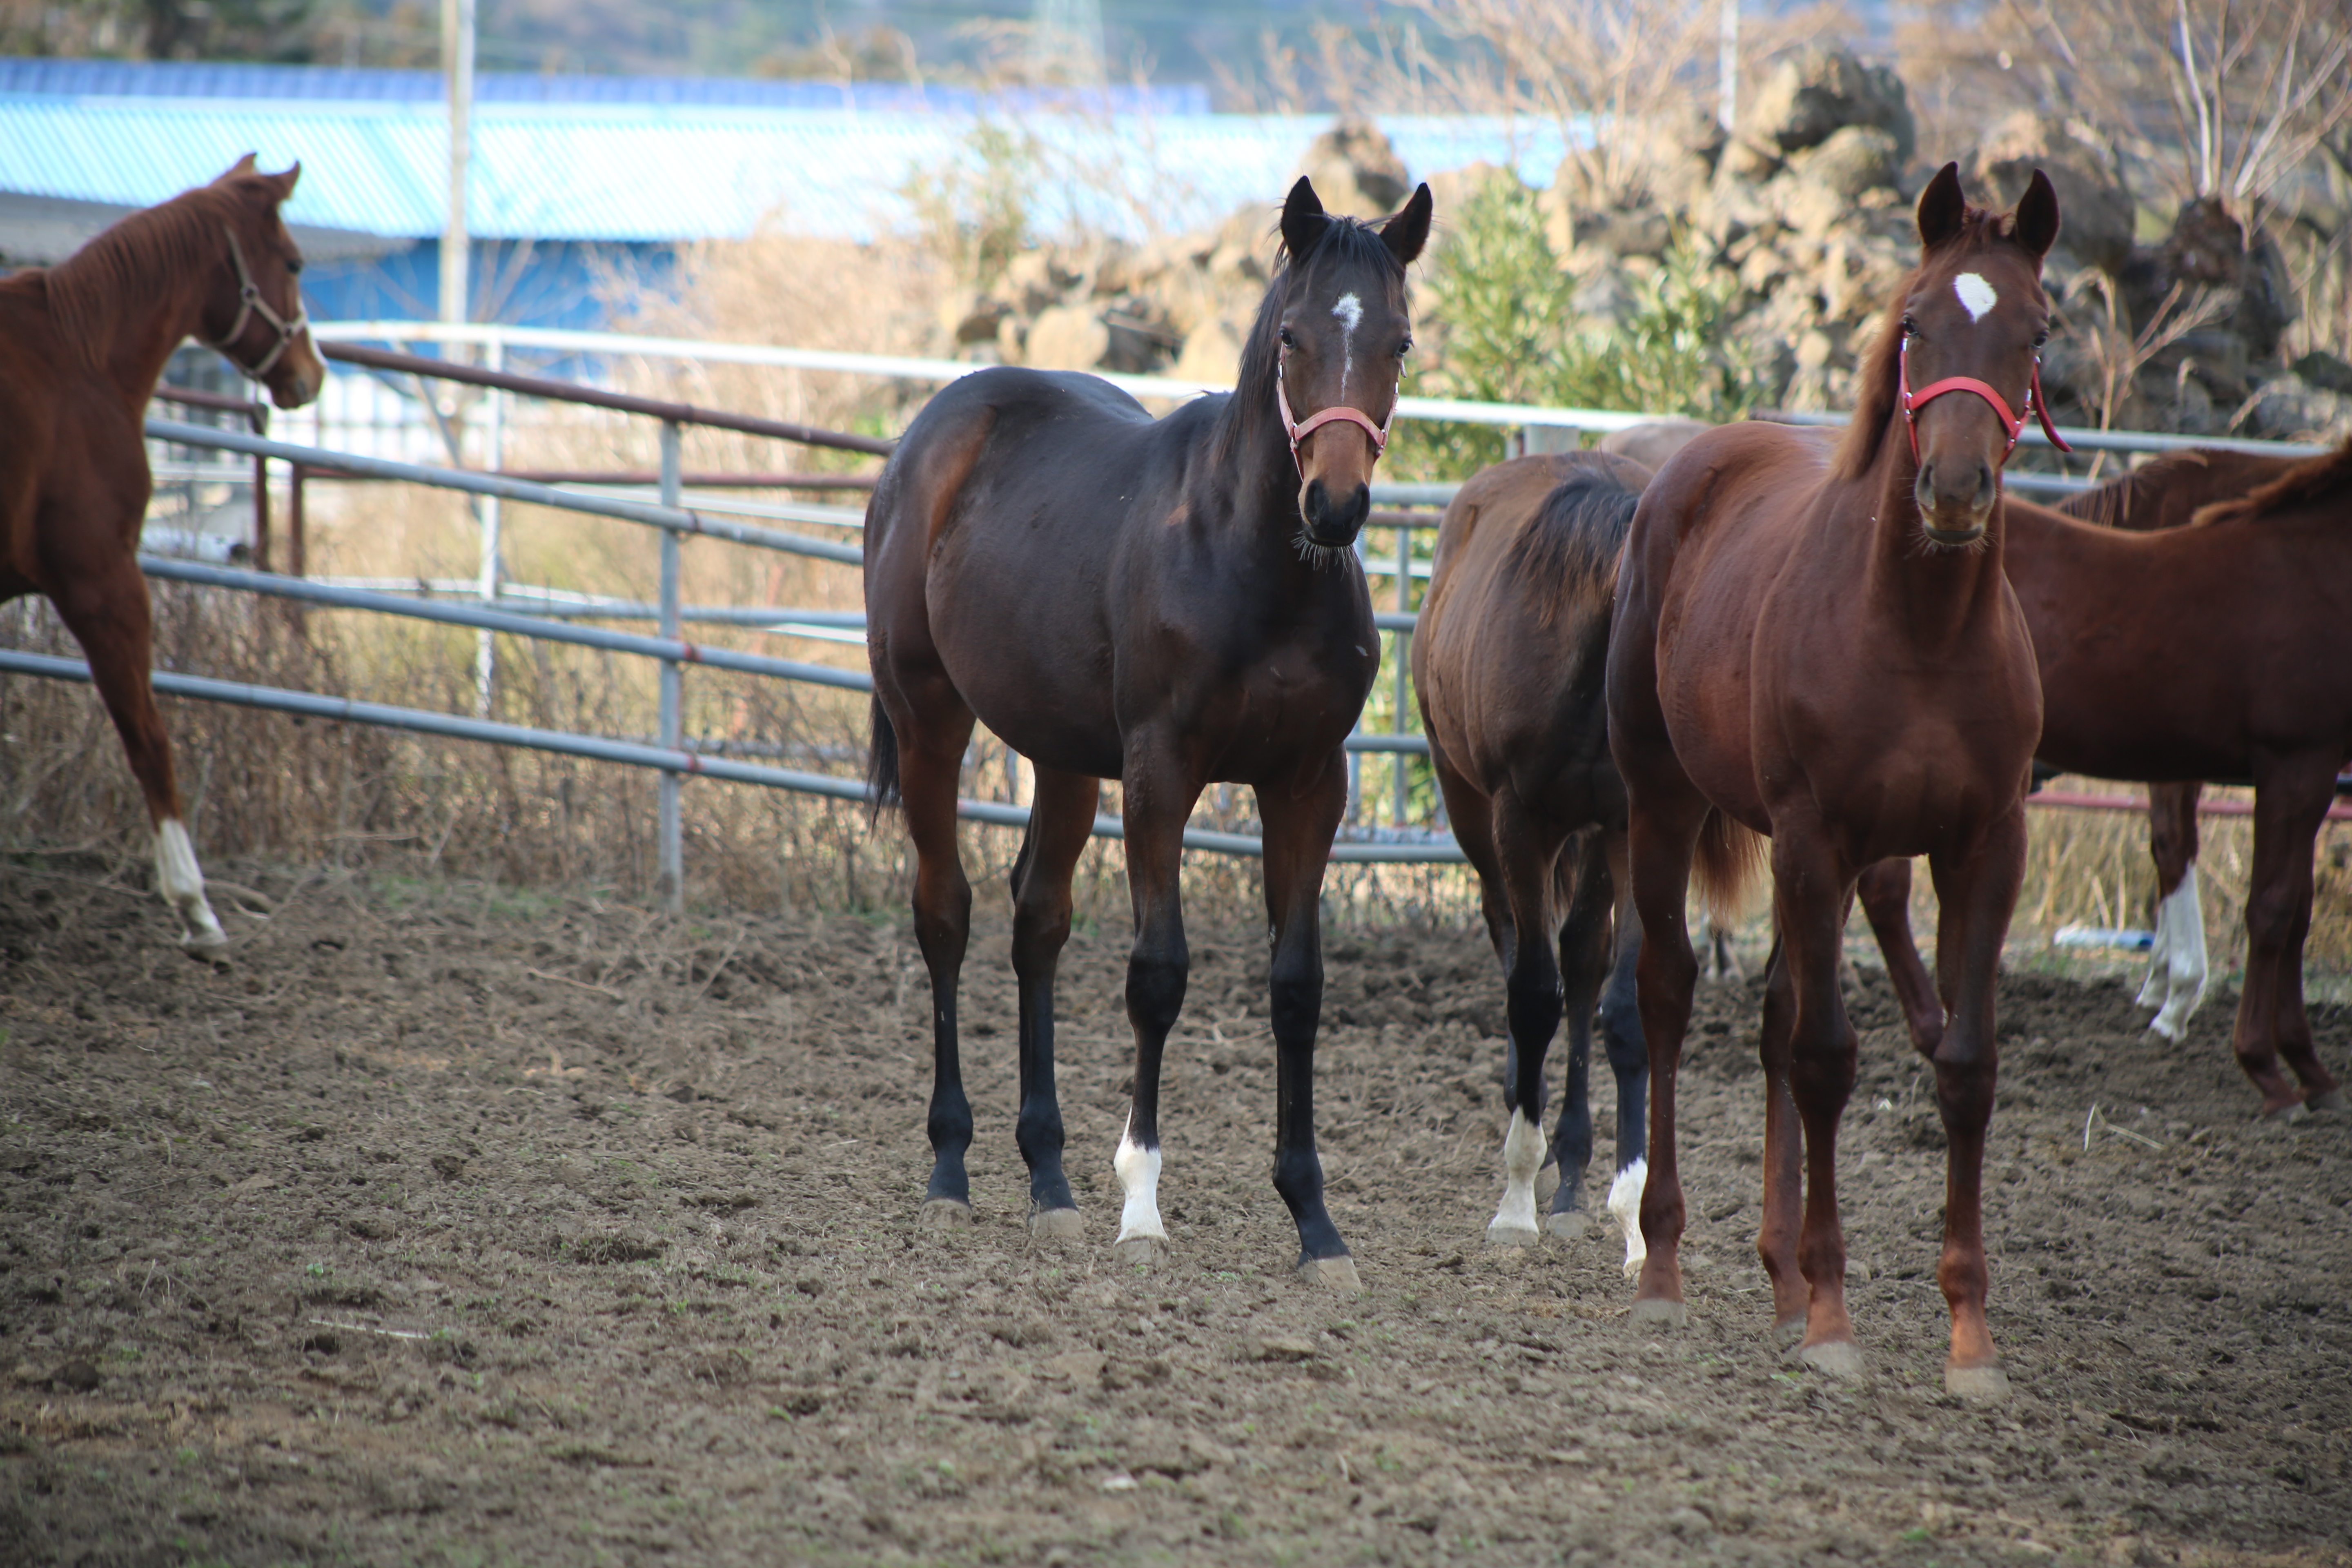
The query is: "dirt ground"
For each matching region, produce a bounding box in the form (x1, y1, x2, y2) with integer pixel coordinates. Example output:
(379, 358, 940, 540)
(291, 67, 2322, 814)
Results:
(2, 854, 2349, 1568)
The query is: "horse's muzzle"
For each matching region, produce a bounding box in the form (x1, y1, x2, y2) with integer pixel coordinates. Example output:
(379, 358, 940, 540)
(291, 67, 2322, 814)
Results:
(1915, 459, 1993, 546)
(1299, 477, 1370, 549)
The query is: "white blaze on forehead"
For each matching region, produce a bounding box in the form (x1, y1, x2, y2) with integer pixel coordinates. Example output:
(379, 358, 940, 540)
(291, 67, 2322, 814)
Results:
(1332, 291, 1363, 394)
(1953, 272, 1998, 323)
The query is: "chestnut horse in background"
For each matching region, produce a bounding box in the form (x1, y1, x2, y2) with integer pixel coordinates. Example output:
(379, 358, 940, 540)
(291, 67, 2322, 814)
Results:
(866, 177, 1432, 1286)
(1414, 450, 1655, 1263)
(1608, 165, 2060, 1399)
(1858, 442, 2352, 1118)
(0, 156, 323, 958)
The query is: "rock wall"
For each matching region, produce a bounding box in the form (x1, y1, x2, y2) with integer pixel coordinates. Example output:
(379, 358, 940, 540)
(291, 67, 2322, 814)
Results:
(937, 58, 2351, 443)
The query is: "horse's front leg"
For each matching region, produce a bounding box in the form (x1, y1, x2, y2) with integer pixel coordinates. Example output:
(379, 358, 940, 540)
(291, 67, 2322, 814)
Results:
(1111, 740, 1202, 1268)
(1258, 749, 1357, 1286)
(1773, 823, 1863, 1376)
(1009, 765, 1102, 1237)
(1926, 804, 2028, 1400)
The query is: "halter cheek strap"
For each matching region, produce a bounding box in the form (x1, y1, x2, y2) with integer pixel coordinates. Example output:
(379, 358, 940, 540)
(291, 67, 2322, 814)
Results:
(1899, 336, 2073, 463)
(205, 226, 310, 381)
(1276, 344, 1395, 476)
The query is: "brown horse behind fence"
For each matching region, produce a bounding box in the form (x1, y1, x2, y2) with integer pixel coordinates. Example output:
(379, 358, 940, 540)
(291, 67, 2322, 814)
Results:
(1413, 449, 1654, 1260)
(0, 157, 322, 957)
(865, 177, 1432, 1284)
(1608, 165, 2060, 1399)
(1858, 442, 2352, 1118)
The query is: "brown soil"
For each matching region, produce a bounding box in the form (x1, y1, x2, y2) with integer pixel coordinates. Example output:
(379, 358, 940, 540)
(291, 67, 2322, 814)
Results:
(2, 857, 2349, 1567)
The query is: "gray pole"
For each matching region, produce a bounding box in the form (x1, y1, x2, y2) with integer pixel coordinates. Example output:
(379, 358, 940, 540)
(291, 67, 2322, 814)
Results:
(657, 420, 685, 912)
(441, 0, 474, 329)
(1718, 0, 1739, 133)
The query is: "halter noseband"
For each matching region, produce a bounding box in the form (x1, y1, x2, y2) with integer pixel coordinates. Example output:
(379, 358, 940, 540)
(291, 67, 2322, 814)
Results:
(1899, 334, 2072, 464)
(1276, 342, 1395, 476)
(205, 225, 310, 381)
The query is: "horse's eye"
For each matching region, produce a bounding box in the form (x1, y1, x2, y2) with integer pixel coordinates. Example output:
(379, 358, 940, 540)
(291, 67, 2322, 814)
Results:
(1902, 314, 1920, 338)
(2033, 329, 2048, 348)
(1278, 327, 1297, 350)
(1398, 337, 1413, 357)
(287, 258, 304, 276)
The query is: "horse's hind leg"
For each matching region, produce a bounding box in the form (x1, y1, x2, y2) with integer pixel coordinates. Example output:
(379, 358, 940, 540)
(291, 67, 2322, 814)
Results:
(1588, 829, 1648, 1273)
(1856, 858, 1944, 1056)
(1008, 764, 1100, 1237)
(1484, 795, 1571, 1248)
(49, 561, 225, 959)
(891, 696, 980, 1223)
(1258, 752, 1356, 1286)
(1528, 828, 1601, 1243)
(2140, 783, 2209, 1042)
(2234, 754, 2341, 1116)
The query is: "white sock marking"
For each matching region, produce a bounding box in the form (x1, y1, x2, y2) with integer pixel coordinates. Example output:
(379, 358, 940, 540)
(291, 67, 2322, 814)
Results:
(2149, 874, 2209, 1041)
(1953, 272, 1997, 323)
(1608, 1158, 1648, 1278)
(1488, 1107, 1546, 1239)
(1331, 292, 1362, 396)
(1114, 1116, 1167, 1245)
(155, 817, 226, 954)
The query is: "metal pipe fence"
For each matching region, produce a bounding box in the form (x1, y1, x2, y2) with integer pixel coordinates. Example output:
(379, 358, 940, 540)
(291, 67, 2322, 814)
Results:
(61, 322, 2329, 912)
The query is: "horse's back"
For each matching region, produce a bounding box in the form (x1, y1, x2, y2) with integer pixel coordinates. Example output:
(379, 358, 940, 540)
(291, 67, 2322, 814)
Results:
(1420, 450, 1648, 807)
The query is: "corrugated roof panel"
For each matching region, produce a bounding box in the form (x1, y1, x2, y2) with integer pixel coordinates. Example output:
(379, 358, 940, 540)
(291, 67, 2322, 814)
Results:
(0, 95, 1567, 243)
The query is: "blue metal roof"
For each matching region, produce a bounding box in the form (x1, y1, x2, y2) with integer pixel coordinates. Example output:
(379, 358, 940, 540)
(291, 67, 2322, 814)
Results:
(0, 58, 1564, 243)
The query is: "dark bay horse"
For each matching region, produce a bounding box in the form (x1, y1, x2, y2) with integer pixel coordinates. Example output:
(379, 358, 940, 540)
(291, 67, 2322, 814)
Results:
(865, 176, 1432, 1286)
(0, 157, 323, 957)
(1858, 442, 2352, 1118)
(1412, 450, 1653, 1263)
(1608, 165, 2060, 1399)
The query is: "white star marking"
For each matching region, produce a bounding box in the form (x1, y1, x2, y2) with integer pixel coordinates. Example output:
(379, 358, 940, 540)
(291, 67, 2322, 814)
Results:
(1954, 272, 1998, 323)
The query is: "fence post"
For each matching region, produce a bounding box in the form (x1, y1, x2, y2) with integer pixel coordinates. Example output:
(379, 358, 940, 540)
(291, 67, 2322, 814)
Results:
(474, 333, 505, 717)
(657, 419, 685, 912)
(1392, 522, 1412, 826)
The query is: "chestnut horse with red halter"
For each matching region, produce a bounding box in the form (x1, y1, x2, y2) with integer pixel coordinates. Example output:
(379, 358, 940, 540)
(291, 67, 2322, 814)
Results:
(0, 156, 323, 958)
(1857, 443, 2352, 1118)
(1608, 164, 2060, 1398)
(865, 177, 1431, 1284)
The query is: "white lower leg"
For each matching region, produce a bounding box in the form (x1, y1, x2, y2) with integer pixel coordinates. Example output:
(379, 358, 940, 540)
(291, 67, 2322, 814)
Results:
(1487, 1108, 1545, 1240)
(1608, 1158, 1648, 1278)
(2149, 875, 2208, 1040)
(155, 818, 226, 956)
(1113, 1116, 1166, 1247)
(2136, 895, 2174, 1011)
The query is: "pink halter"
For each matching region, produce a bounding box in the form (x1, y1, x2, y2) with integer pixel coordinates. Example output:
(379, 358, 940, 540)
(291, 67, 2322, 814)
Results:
(1276, 343, 1395, 475)
(1899, 334, 2072, 463)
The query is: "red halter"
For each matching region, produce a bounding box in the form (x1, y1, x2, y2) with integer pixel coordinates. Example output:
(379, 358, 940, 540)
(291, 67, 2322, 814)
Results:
(1276, 344, 1394, 476)
(1899, 335, 2072, 464)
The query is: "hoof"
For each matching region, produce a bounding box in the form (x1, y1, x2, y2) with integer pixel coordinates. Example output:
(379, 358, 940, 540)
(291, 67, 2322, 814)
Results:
(1628, 1296, 1687, 1327)
(1793, 1339, 1866, 1378)
(180, 935, 230, 965)
(1298, 1254, 1362, 1292)
(1544, 1210, 1591, 1242)
(1028, 1207, 1084, 1242)
(2307, 1089, 2346, 1114)
(1485, 1222, 1540, 1249)
(1772, 1315, 1806, 1350)
(919, 1198, 973, 1229)
(1944, 1362, 2012, 1402)
(2144, 1017, 2185, 1044)
(1111, 1235, 1165, 1269)
(2263, 1099, 2309, 1123)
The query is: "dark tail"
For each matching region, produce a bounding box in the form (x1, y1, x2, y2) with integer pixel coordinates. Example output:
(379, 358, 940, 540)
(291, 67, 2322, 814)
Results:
(1691, 808, 1766, 927)
(865, 695, 901, 823)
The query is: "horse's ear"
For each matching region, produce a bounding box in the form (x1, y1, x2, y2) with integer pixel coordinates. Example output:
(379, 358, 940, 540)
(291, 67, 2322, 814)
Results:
(1916, 161, 1967, 249)
(1280, 176, 1330, 261)
(266, 162, 303, 200)
(2011, 167, 2060, 262)
(218, 153, 261, 183)
(1381, 183, 1434, 266)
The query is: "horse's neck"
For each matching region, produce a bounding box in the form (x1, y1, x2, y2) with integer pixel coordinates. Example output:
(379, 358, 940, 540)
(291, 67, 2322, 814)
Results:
(52, 245, 212, 410)
(1862, 440, 2011, 649)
